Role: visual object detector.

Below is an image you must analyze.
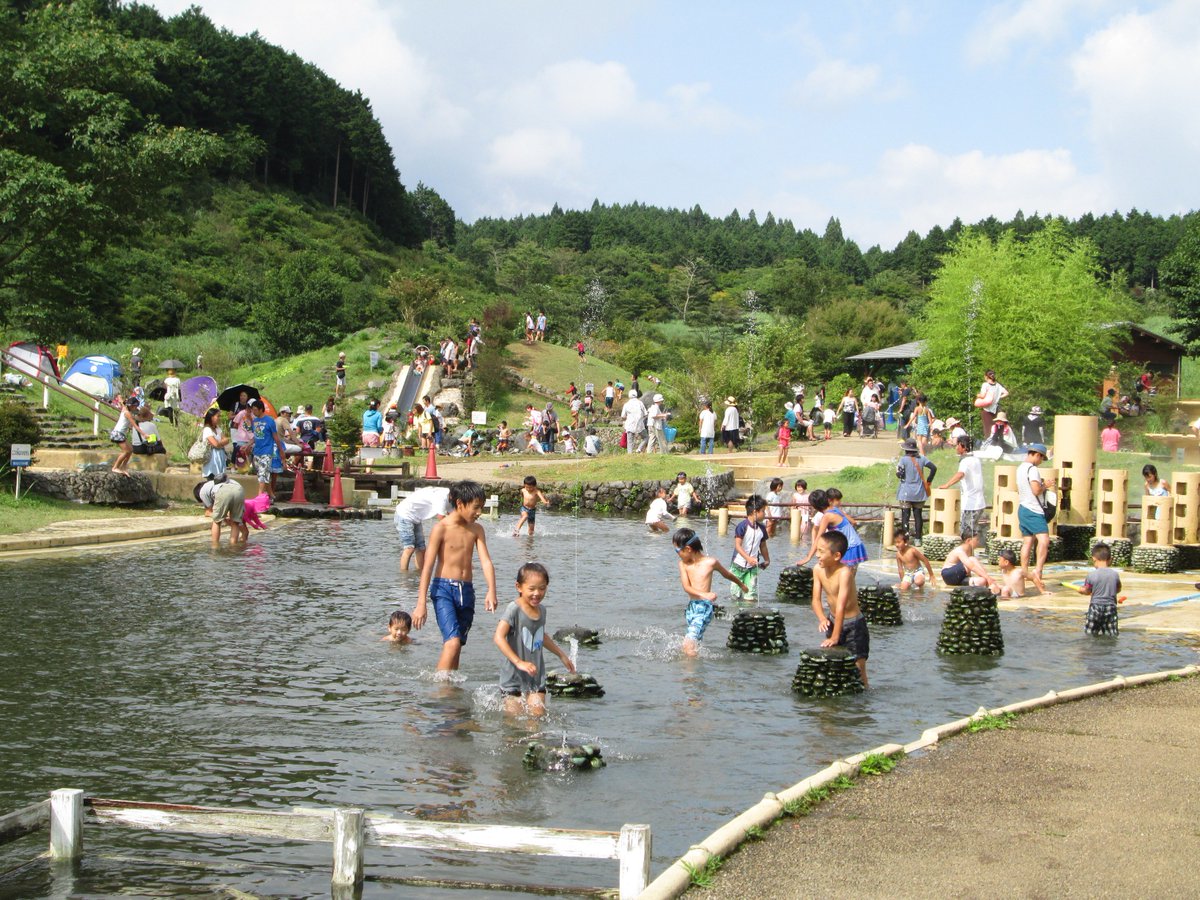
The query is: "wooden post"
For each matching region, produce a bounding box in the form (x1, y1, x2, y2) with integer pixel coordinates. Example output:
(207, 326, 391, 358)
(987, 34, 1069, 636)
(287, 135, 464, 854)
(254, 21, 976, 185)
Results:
(331, 807, 364, 889)
(49, 789, 83, 860)
(42, 375, 50, 410)
(93, 401, 100, 436)
(617, 823, 651, 899)
(790, 507, 802, 545)
(883, 509, 895, 551)
(718, 507, 729, 536)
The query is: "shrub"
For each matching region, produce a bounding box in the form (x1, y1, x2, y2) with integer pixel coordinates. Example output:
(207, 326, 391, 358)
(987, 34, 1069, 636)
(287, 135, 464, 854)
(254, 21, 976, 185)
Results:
(0, 401, 41, 458)
(325, 400, 365, 464)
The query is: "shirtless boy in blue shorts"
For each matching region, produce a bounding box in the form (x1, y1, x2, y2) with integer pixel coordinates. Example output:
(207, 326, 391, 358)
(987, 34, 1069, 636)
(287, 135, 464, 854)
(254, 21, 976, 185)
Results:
(414, 481, 498, 671)
(672, 527, 747, 657)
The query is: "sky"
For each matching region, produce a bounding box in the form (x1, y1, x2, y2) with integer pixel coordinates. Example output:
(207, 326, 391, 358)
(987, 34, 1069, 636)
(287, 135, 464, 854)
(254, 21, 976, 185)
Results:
(143, 0, 1200, 250)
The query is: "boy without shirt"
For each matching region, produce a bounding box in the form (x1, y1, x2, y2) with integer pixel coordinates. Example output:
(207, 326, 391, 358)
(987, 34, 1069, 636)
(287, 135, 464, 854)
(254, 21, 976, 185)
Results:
(512, 475, 550, 536)
(940, 529, 996, 589)
(995, 548, 1035, 598)
(414, 480, 498, 672)
(812, 531, 869, 688)
(673, 528, 747, 657)
(893, 528, 935, 591)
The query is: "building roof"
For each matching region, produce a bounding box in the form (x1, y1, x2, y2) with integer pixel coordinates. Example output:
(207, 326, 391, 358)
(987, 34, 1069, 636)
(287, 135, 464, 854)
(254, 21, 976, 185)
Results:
(1118, 323, 1188, 354)
(845, 340, 927, 362)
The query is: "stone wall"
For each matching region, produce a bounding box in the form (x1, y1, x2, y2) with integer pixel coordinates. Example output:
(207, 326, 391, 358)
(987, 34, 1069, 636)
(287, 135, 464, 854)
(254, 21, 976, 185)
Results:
(396, 470, 736, 515)
(27, 469, 157, 505)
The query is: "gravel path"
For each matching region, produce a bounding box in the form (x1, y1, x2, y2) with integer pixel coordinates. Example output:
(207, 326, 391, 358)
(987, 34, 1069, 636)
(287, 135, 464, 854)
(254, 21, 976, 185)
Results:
(699, 675, 1200, 898)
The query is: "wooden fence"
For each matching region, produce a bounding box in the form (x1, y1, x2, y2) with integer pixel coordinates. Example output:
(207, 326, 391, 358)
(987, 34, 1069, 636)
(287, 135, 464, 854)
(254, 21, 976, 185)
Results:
(1, 789, 651, 898)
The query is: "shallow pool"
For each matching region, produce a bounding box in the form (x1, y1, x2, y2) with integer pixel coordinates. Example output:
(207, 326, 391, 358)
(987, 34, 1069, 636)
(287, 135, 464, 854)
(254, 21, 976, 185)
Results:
(1, 512, 1195, 897)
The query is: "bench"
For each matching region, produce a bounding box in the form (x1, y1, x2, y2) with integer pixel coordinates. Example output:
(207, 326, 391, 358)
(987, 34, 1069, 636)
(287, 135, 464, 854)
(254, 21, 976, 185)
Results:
(1145, 433, 1200, 464)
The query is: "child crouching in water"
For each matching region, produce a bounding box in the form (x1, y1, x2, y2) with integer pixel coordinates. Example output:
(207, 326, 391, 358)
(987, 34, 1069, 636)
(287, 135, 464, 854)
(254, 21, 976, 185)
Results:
(673, 528, 747, 657)
(893, 528, 934, 590)
(813, 531, 869, 688)
(383, 610, 412, 644)
(494, 562, 574, 715)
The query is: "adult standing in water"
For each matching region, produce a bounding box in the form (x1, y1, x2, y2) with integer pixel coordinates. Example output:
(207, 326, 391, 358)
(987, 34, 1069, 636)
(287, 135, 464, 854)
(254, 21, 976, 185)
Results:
(896, 438, 936, 545)
(1017, 442, 1054, 593)
(721, 397, 741, 451)
(975, 369, 1008, 439)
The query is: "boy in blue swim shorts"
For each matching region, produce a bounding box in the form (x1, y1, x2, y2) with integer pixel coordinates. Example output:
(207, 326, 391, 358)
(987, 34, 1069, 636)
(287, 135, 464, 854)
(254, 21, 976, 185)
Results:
(673, 527, 748, 657)
(414, 481, 498, 671)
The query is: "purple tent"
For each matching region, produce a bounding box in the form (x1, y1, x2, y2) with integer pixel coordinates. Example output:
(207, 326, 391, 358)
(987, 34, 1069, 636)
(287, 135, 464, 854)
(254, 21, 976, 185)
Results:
(180, 375, 219, 417)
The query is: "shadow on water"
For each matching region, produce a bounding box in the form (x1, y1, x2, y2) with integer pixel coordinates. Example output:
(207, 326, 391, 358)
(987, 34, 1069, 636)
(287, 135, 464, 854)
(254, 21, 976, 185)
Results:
(0, 515, 1196, 897)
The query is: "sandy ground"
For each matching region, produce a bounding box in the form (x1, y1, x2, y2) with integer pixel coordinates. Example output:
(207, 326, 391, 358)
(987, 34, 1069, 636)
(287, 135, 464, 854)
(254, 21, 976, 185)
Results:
(699, 676, 1200, 899)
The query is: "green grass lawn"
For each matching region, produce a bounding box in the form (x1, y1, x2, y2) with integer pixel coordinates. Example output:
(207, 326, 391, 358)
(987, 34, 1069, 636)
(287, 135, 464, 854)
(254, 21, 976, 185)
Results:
(820, 447, 1200, 507)
(0, 488, 195, 535)
(495, 455, 726, 483)
(505, 341, 632, 396)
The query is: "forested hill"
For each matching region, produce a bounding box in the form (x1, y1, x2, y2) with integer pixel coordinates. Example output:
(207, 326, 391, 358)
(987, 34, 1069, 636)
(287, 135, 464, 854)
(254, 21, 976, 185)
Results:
(462, 203, 1189, 294)
(0, 0, 454, 340)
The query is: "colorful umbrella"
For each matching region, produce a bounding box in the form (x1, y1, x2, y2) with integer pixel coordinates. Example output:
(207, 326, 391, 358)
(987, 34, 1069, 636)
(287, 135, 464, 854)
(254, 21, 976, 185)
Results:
(181, 375, 219, 416)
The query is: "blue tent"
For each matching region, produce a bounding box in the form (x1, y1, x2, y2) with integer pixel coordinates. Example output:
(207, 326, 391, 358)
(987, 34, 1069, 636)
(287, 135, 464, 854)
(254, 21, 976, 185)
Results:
(63, 355, 123, 400)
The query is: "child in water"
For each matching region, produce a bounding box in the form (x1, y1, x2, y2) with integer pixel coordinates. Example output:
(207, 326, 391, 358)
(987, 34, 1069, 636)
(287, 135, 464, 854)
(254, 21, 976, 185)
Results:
(799, 488, 866, 567)
(512, 475, 549, 536)
(414, 480, 498, 672)
(383, 610, 412, 644)
(813, 531, 869, 688)
(764, 477, 786, 538)
(673, 528, 748, 657)
(494, 562, 575, 715)
(894, 528, 935, 591)
(730, 495, 771, 600)
(792, 479, 810, 534)
(940, 529, 995, 589)
(646, 486, 675, 533)
(996, 548, 1036, 598)
(1082, 543, 1121, 636)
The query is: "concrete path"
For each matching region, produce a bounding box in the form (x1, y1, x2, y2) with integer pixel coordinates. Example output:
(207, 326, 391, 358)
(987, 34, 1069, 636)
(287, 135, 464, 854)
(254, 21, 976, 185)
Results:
(700, 676, 1200, 899)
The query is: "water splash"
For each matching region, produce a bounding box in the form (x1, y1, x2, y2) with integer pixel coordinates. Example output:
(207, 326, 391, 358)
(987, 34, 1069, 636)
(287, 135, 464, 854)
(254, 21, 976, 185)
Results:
(566, 635, 579, 670)
(964, 277, 983, 429)
(743, 289, 760, 443)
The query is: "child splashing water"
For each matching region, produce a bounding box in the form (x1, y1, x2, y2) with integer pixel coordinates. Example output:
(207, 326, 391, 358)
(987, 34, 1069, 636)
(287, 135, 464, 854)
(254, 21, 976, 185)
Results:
(673, 528, 747, 657)
(494, 563, 574, 716)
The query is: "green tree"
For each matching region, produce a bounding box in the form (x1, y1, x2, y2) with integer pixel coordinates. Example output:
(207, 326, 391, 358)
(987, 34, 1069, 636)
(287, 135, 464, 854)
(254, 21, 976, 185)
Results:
(911, 223, 1129, 419)
(805, 296, 910, 380)
(0, 1, 223, 339)
(1162, 214, 1200, 345)
(253, 251, 347, 354)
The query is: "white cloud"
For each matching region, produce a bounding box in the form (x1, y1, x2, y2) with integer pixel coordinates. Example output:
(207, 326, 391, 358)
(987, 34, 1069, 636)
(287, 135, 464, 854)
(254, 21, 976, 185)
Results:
(966, 0, 1110, 65)
(495, 60, 641, 125)
(1070, 1, 1200, 213)
(147, 0, 468, 142)
(486, 127, 584, 180)
(793, 59, 883, 107)
(846, 143, 1105, 247)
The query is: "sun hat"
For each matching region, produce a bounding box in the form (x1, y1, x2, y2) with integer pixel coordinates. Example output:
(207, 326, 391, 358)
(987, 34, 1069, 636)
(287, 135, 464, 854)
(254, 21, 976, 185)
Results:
(725, 396, 737, 405)
(994, 411, 1009, 423)
(629, 390, 638, 398)
(278, 405, 292, 414)
(653, 393, 664, 403)
(901, 438, 920, 453)
(1023, 443, 1049, 457)
(945, 416, 960, 428)
(785, 401, 794, 410)
(1030, 406, 1043, 415)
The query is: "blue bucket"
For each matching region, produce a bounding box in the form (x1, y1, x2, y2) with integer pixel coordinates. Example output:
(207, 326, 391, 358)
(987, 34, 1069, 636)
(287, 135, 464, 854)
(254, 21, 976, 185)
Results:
(664, 426, 678, 442)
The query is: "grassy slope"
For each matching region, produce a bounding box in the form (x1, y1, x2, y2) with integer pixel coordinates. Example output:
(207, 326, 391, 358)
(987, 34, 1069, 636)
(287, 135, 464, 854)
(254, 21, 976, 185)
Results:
(505, 342, 633, 396)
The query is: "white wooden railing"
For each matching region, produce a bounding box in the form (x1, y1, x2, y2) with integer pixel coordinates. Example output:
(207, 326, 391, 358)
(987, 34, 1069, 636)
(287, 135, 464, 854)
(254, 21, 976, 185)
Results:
(2, 789, 651, 898)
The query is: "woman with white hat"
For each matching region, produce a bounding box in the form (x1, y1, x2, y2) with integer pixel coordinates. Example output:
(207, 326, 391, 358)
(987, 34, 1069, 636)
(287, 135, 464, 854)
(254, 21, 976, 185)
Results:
(646, 393, 669, 453)
(721, 397, 741, 451)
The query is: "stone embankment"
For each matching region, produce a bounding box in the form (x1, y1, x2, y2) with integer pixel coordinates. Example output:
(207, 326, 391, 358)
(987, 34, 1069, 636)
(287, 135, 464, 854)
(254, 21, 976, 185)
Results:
(26, 469, 157, 505)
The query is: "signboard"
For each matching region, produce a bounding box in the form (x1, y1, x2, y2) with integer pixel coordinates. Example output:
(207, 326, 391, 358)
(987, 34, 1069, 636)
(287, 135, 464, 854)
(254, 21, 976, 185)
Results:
(369, 351, 380, 369)
(471, 410, 488, 425)
(9, 443, 31, 467)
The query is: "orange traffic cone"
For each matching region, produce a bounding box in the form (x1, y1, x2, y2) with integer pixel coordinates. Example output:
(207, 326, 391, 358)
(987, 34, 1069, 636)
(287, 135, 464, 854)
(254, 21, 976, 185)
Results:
(328, 467, 346, 508)
(322, 441, 335, 475)
(288, 467, 309, 503)
(424, 442, 438, 480)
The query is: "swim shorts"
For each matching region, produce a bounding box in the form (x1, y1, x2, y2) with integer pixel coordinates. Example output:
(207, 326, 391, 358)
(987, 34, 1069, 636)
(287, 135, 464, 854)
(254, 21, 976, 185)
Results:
(824, 614, 870, 660)
(430, 577, 476, 645)
(520, 505, 537, 524)
(941, 560, 968, 586)
(1085, 602, 1119, 636)
(684, 598, 715, 643)
(1018, 505, 1049, 536)
(899, 567, 922, 587)
(729, 562, 758, 601)
(396, 518, 425, 550)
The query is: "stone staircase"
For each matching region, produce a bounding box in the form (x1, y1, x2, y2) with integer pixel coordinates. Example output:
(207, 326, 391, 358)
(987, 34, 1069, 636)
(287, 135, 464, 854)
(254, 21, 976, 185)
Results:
(0, 381, 107, 450)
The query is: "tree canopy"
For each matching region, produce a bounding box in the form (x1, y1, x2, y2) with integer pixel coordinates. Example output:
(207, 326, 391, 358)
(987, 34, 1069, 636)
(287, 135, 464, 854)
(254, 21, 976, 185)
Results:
(911, 223, 1131, 421)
